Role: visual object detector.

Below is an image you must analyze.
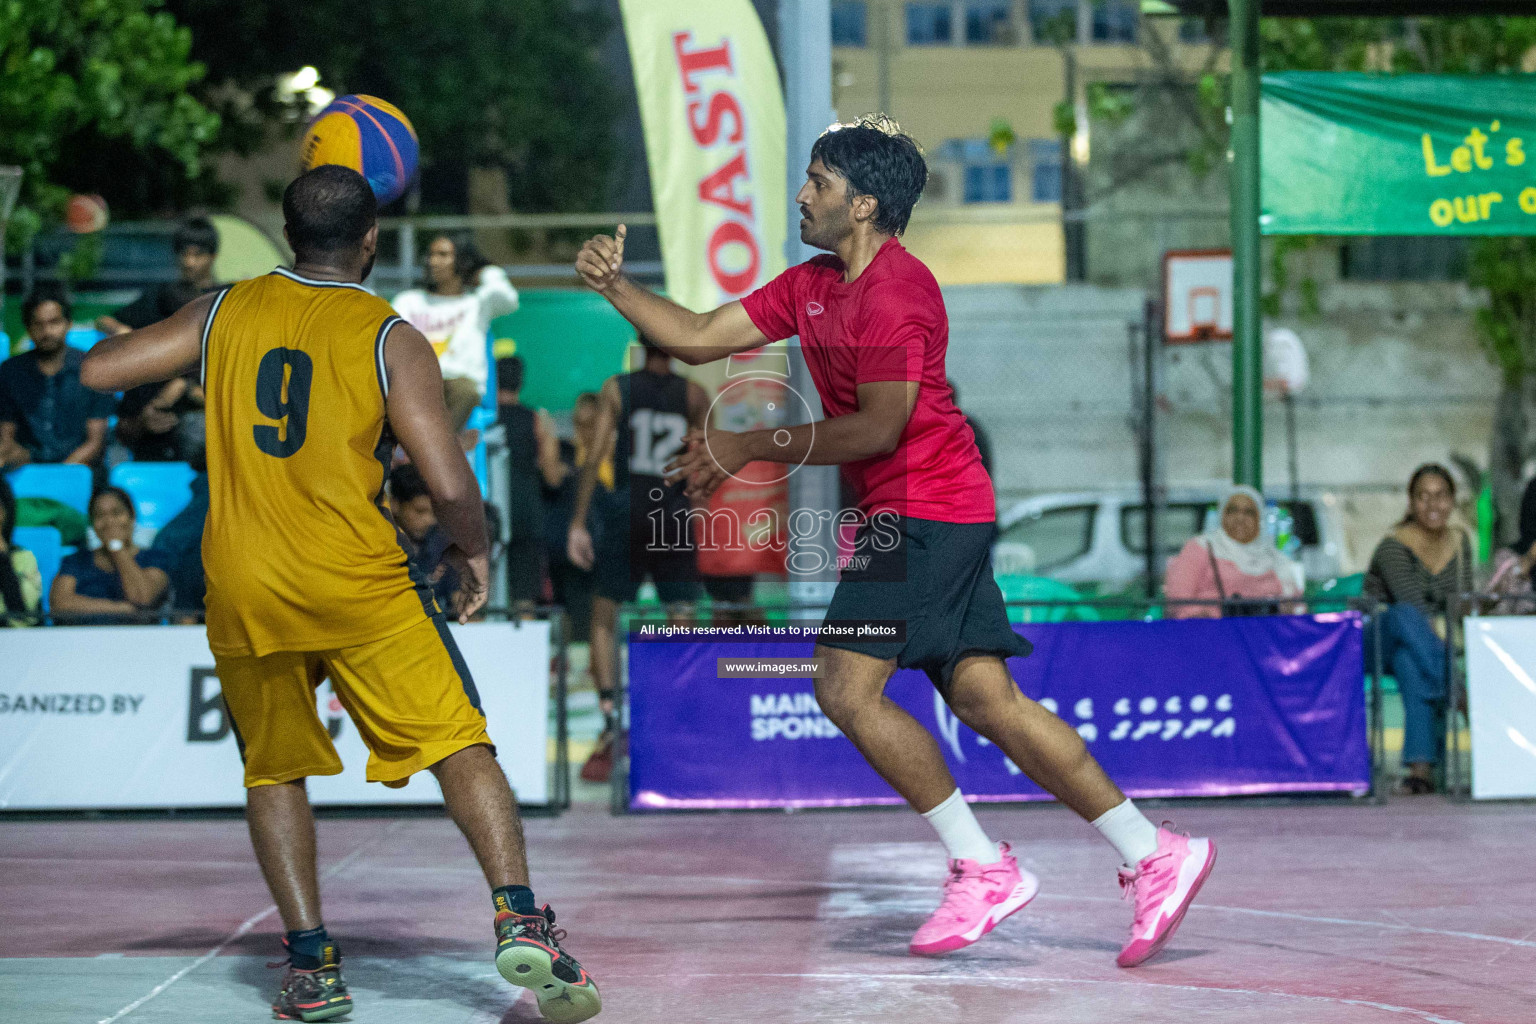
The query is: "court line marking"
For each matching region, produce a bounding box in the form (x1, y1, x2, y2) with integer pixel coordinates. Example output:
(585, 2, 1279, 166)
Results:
(629, 971, 1469, 1024)
(532, 869, 1536, 952)
(96, 822, 402, 1024)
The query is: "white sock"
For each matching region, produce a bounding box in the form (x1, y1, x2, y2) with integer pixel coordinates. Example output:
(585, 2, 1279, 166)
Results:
(921, 789, 1000, 864)
(1091, 799, 1160, 867)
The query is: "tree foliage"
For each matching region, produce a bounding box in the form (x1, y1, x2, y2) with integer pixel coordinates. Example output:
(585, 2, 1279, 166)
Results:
(0, 0, 220, 245)
(166, 0, 618, 212)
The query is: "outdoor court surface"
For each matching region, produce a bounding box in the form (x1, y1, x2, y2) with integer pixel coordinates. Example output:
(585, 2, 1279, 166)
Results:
(3, 797, 1531, 1024)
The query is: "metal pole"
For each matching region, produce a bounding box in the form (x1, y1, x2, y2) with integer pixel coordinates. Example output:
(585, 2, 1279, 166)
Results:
(0, 167, 19, 351)
(781, 0, 841, 612)
(874, 0, 891, 117)
(552, 609, 571, 811)
(1370, 601, 1384, 798)
(1446, 597, 1462, 798)
(1141, 300, 1158, 598)
(1228, 0, 1263, 489)
(397, 182, 420, 293)
(1284, 392, 1299, 501)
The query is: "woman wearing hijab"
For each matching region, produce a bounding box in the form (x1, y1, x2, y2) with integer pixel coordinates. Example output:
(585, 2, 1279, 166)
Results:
(1164, 486, 1304, 619)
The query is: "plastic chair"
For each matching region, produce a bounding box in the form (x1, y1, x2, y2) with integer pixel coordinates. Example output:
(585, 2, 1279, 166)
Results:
(5, 464, 93, 516)
(109, 461, 197, 531)
(11, 525, 65, 613)
(67, 327, 104, 351)
(995, 574, 1100, 624)
(1322, 573, 1365, 597)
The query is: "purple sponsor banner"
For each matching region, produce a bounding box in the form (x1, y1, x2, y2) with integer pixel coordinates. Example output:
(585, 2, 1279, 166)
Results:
(628, 614, 1369, 810)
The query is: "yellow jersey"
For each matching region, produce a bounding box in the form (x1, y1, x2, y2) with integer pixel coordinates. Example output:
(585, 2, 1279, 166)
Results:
(201, 268, 432, 657)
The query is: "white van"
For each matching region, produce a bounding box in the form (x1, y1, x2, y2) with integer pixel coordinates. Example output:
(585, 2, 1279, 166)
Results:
(993, 485, 1346, 591)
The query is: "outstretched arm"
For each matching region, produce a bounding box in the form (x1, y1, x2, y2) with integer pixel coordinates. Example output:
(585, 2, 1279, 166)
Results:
(576, 225, 768, 366)
(81, 292, 215, 393)
(384, 320, 489, 622)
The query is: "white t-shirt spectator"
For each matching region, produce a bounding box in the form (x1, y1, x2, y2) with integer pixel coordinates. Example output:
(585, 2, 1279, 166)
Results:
(391, 266, 519, 395)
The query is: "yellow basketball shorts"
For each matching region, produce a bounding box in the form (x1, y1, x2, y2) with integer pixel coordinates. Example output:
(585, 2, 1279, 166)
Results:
(214, 615, 493, 789)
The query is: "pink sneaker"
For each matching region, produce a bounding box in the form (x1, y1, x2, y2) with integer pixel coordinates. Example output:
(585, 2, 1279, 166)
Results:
(909, 843, 1039, 956)
(1116, 824, 1216, 968)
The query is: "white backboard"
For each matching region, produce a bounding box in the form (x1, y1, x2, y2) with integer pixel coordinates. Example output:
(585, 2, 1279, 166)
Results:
(1164, 249, 1233, 344)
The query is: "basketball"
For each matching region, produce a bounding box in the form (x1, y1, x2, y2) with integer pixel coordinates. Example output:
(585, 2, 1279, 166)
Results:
(300, 94, 419, 207)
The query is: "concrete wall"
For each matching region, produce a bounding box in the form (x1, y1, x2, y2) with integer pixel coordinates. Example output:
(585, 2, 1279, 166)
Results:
(944, 280, 1497, 569)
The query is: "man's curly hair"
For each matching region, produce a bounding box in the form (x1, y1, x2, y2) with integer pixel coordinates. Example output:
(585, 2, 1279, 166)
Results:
(810, 115, 927, 236)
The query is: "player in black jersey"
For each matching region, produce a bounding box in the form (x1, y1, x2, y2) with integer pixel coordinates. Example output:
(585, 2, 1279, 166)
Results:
(568, 337, 709, 744)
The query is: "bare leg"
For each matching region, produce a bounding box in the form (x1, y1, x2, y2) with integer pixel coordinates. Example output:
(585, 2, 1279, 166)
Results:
(813, 644, 957, 812)
(247, 779, 322, 932)
(431, 744, 529, 889)
(946, 654, 1124, 821)
(590, 594, 618, 717)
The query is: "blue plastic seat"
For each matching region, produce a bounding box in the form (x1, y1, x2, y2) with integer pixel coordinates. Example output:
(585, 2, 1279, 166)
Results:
(109, 461, 197, 531)
(467, 406, 495, 499)
(12, 525, 65, 612)
(67, 327, 104, 351)
(5, 464, 93, 516)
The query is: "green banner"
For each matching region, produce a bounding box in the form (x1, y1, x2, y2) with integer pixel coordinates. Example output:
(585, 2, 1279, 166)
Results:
(1263, 72, 1536, 236)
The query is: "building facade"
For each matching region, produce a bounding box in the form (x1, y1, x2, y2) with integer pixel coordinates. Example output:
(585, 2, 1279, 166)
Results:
(829, 0, 1219, 285)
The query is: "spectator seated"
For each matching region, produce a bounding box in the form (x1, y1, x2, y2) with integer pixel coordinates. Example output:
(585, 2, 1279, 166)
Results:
(5, 464, 93, 516)
(12, 525, 64, 613)
(110, 461, 197, 533)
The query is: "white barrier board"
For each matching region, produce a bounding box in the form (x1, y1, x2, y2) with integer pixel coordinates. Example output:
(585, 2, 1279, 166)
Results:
(0, 621, 550, 809)
(1465, 617, 1536, 800)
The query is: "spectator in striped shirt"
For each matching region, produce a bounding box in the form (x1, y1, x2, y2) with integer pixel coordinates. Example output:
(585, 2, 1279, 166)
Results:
(1364, 464, 1475, 794)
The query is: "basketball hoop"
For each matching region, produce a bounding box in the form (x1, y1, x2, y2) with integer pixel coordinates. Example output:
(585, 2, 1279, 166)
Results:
(1163, 250, 1233, 344)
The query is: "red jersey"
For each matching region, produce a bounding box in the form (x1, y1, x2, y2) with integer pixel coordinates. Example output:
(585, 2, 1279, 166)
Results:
(741, 238, 994, 524)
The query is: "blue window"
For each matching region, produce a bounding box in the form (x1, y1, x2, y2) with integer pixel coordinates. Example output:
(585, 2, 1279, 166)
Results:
(964, 164, 1012, 203)
(832, 2, 868, 47)
(1028, 0, 1077, 44)
(1028, 139, 1062, 203)
(1179, 17, 1210, 44)
(906, 4, 953, 45)
(943, 139, 1014, 204)
(1094, 0, 1139, 43)
(966, 2, 1015, 45)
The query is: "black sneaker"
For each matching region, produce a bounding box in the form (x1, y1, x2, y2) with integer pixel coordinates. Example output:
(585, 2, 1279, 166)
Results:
(494, 905, 601, 1022)
(271, 938, 352, 1021)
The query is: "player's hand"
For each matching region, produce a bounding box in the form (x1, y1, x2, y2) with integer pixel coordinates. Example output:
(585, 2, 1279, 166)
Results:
(665, 428, 740, 502)
(575, 224, 626, 294)
(442, 547, 489, 623)
(141, 406, 179, 434)
(568, 524, 595, 571)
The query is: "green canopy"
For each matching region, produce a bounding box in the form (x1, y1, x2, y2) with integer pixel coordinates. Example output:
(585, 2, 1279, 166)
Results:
(1263, 72, 1536, 236)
